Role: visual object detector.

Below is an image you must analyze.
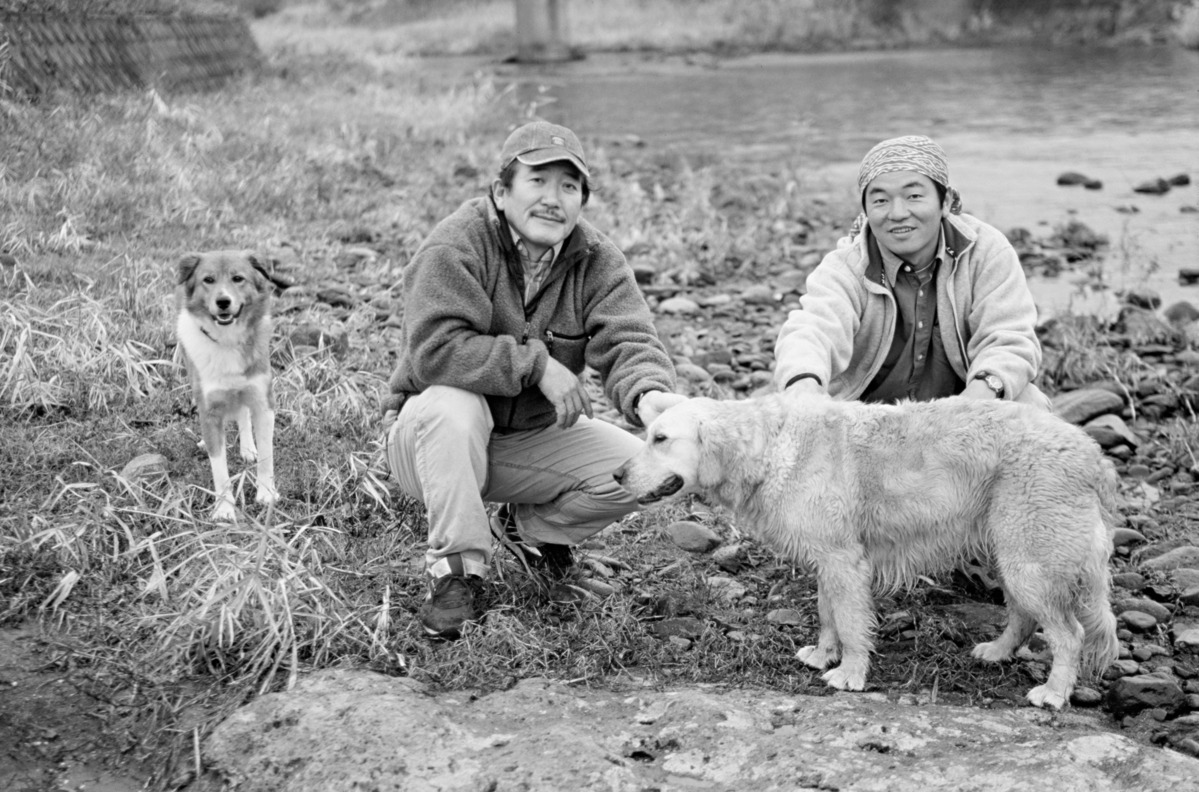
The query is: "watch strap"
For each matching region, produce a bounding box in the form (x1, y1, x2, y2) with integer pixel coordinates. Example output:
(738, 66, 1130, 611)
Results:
(974, 371, 1004, 398)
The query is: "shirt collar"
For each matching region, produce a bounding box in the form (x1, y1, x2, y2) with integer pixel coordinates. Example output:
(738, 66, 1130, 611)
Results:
(509, 227, 562, 265)
(879, 228, 947, 288)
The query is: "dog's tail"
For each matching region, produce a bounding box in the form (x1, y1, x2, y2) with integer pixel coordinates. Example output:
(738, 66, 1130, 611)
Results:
(1079, 458, 1120, 678)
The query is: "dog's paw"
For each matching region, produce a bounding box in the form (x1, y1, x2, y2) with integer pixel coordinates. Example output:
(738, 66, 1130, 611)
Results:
(211, 500, 237, 522)
(822, 665, 867, 691)
(972, 641, 1014, 664)
(240, 445, 259, 463)
(1026, 684, 1068, 710)
(796, 645, 837, 670)
(256, 483, 279, 506)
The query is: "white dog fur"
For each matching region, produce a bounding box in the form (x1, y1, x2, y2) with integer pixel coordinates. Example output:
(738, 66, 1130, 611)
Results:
(175, 250, 278, 521)
(614, 393, 1119, 709)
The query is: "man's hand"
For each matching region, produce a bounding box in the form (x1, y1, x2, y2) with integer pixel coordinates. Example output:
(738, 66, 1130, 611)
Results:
(962, 378, 1001, 401)
(538, 357, 593, 429)
(637, 390, 688, 427)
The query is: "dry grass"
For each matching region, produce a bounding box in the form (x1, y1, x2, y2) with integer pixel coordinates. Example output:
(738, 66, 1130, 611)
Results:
(1037, 314, 1152, 393)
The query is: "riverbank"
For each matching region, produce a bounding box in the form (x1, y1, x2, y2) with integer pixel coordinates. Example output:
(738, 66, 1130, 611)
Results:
(260, 0, 1190, 60)
(2, 16, 1199, 791)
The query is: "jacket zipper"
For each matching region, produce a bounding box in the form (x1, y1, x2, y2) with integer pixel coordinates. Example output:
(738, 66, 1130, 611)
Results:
(503, 229, 583, 427)
(504, 319, 533, 428)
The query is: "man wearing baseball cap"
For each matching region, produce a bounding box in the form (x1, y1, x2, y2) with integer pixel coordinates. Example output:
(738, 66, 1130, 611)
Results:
(774, 134, 1050, 408)
(381, 121, 683, 639)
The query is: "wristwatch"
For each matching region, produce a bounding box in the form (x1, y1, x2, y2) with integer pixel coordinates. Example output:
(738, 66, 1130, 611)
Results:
(974, 372, 1005, 399)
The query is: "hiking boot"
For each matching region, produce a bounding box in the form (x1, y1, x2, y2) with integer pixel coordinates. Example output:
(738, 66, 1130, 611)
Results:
(492, 503, 574, 579)
(418, 573, 485, 639)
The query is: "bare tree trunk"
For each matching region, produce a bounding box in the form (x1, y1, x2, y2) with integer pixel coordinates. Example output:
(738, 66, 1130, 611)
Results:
(514, 0, 574, 62)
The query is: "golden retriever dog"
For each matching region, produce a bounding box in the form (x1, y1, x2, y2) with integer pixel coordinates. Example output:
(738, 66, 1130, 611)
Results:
(614, 393, 1119, 709)
(176, 250, 278, 522)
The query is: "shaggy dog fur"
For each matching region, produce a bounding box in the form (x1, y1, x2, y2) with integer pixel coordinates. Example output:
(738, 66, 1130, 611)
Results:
(614, 393, 1119, 709)
(175, 250, 278, 521)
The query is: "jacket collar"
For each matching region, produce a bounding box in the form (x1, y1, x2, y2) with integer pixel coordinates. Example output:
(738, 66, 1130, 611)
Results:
(875, 229, 948, 288)
(863, 214, 976, 287)
(487, 194, 587, 270)
(941, 213, 974, 262)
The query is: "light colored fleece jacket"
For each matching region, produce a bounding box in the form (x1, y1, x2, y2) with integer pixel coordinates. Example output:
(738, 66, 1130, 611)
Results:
(773, 212, 1049, 408)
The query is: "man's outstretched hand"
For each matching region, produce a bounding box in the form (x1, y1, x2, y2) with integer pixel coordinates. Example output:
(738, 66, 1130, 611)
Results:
(637, 390, 688, 427)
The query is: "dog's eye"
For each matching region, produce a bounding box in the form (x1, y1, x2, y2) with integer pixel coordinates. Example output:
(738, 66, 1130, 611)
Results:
(231, 275, 245, 283)
(202, 276, 215, 284)
(652, 432, 667, 444)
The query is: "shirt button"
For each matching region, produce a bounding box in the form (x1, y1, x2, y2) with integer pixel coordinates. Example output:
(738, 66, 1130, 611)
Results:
(918, 321, 924, 329)
(918, 290, 924, 297)
(904, 265, 911, 272)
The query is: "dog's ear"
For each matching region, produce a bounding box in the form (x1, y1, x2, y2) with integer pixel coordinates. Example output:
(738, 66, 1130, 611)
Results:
(692, 419, 717, 488)
(247, 252, 274, 292)
(697, 401, 772, 490)
(247, 252, 271, 280)
(176, 253, 202, 286)
(692, 406, 726, 489)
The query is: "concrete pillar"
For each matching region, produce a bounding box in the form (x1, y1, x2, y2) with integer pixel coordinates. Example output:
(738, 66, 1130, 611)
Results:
(514, 0, 573, 62)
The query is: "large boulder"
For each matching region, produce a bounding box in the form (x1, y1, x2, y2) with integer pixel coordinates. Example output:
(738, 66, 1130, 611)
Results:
(201, 670, 1199, 791)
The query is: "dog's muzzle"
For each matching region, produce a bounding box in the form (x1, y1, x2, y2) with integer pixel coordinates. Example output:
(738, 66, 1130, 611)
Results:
(211, 305, 241, 325)
(636, 474, 684, 505)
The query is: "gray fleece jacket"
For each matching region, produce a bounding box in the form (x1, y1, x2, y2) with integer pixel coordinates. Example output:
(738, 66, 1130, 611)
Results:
(773, 212, 1049, 407)
(383, 196, 676, 431)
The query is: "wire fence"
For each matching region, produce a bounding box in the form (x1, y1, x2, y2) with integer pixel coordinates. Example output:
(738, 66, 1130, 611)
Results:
(0, 1, 237, 16)
(0, 7, 260, 98)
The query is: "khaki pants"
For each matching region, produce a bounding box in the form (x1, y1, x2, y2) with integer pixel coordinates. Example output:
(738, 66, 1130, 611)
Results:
(385, 385, 644, 579)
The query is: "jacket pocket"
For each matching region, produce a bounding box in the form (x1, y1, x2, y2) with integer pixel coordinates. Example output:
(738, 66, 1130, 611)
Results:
(544, 328, 590, 368)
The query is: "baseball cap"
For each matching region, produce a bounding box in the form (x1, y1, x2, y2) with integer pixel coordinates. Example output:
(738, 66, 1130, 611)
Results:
(499, 121, 590, 180)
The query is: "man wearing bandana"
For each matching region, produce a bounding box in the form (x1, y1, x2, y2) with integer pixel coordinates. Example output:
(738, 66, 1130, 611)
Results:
(774, 135, 1050, 408)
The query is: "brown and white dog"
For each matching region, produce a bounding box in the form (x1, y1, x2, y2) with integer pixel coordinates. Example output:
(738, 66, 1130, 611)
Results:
(614, 394, 1119, 709)
(175, 250, 278, 521)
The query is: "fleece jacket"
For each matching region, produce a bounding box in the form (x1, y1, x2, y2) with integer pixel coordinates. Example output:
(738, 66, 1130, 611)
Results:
(774, 212, 1044, 403)
(383, 196, 676, 432)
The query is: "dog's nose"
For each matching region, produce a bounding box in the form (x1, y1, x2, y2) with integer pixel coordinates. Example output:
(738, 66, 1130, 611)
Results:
(215, 296, 231, 310)
(612, 466, 626, 485)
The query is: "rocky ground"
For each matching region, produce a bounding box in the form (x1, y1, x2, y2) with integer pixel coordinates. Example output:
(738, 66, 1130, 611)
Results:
(191, 246, 1199, 787)
(268, 212, 1199, 751)
(6, 215, 1199, 790)
(272, 220, 1199, 754)
(198, 669, 1199, 792)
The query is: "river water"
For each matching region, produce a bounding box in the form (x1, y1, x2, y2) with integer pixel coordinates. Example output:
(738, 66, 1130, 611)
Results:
(491, 45, 1199, 320)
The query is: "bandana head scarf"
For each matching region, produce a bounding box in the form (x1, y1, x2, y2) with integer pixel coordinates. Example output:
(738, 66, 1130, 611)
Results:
(849, 135, 962, 236)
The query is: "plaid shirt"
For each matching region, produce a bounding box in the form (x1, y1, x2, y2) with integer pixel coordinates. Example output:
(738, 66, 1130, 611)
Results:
(512, 231, 560, 305)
